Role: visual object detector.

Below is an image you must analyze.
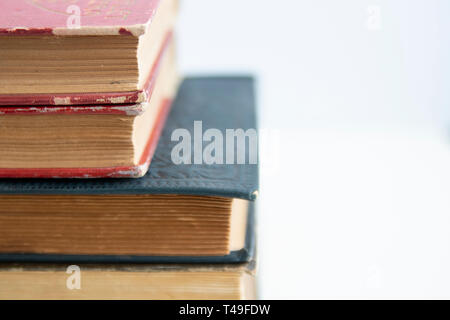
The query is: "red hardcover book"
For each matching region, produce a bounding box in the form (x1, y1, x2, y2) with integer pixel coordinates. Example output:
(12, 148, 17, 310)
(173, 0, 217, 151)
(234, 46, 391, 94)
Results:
(1, 0, 161, 35)
(0, 33, 178, 178)
(0, 0, 178, 106)
(0, 99, 174, 178)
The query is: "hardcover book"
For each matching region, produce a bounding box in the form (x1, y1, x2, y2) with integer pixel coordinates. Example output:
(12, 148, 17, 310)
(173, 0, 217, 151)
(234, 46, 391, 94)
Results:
(0, 0, 178, 105)
(0, 262, 257, 300)
(0, 77, 259, 263)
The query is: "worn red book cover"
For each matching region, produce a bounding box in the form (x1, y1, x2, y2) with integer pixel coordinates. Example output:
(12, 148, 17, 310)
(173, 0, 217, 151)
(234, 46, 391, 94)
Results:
(0, 31, 172, 116)
(0, 0, 170, 106)
(0, 98, 173, 178)
(1, 0, 161, 36)
(0, 32, 174, 179)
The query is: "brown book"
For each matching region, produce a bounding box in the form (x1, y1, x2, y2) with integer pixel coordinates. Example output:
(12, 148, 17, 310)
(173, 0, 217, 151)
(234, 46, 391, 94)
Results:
(0, 263, 257, 300)
(0, 196, 250, 258)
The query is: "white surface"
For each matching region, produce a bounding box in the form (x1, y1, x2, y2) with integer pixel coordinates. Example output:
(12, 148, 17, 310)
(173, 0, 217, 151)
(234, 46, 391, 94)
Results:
(177, 0, 450, 299)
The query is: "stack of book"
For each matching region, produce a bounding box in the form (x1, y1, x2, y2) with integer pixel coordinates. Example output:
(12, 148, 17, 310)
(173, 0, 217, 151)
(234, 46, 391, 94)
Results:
(0, 0, 258, 299)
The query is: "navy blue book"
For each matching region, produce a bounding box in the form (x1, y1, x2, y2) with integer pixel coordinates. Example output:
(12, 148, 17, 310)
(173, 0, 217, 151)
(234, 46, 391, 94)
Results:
(0, 77, 258, 264)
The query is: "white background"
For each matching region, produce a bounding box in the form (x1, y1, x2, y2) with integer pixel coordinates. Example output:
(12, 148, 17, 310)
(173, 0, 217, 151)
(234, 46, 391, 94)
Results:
(176, 0, 450, 299)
